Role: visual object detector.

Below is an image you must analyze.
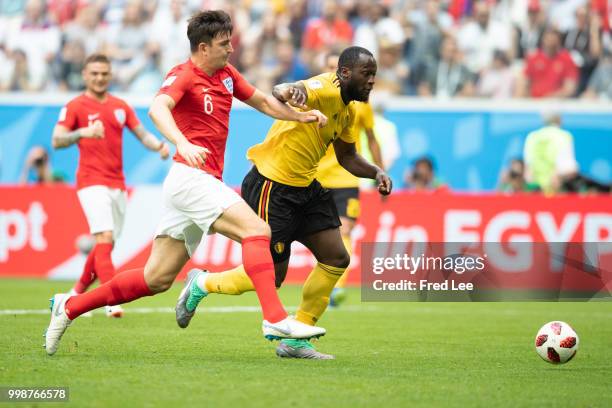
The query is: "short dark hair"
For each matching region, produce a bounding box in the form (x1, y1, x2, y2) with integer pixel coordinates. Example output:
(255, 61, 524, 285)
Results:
(84, 53, 110, 67)
(414, 156, 435, 171)
(338, 46, 373, 70)
(187, 10, 233, 52)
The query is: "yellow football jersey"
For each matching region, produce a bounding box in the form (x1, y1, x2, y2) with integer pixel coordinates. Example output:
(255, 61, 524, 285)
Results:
(247, 72, 358, 187)
(315, 101, 374, 188)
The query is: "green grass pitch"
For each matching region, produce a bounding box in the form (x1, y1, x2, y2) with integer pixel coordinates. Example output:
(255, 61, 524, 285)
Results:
(1, 279, 611, 407)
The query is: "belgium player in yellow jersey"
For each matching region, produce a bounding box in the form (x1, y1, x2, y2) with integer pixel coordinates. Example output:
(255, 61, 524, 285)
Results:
(175, 46, 392, 359)
(315, 52, 384, 308)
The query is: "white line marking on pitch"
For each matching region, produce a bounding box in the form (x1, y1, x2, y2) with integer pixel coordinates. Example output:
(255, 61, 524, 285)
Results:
(0, 305, 380, 315)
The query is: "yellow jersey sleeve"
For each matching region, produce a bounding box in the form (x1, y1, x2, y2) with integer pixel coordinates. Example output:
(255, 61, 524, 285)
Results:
(247, 73, 355, 187)
(338, 103, 358, 144)
(355, 102, 374, 130)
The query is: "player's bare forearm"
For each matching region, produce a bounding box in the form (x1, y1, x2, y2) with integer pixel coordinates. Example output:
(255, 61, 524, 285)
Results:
(132, 125, 163, 151)
(334, 138, 379, 178)
(334, 138, 392, 195)
(260, 94, 301, 121)
(53, 120, 104, 149)
(339, 151, 379, 179)
(52, 128, 82, 149)
(148, 95, 187, 146)
(366, 128, 384, 170)
(246, 89, 327, 127)
(149, 94, 207, 167)
(246, 89, 301, 121)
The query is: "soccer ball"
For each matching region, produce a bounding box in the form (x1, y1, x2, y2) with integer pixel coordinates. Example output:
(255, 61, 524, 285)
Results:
(535, 321, 579, 364)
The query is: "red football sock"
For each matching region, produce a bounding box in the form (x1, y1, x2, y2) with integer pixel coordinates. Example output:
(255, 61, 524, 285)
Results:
(94, 243, 116, 283)
(242, 235, 287, 323)
(73, 246, 97, 294)
(65, 268, 152, 320)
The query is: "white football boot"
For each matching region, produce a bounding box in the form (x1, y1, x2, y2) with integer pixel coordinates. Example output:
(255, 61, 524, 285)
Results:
(262, 316, 326, 340)
(44, 294, 73, 356)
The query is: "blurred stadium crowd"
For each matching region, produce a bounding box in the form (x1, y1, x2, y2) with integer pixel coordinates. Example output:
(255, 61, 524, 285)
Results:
(0, 0, 611, 99)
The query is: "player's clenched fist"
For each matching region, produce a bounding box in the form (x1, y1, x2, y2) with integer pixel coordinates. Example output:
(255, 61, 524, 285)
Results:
(375, 171, 392, 196)
(158, 142, 170, 160)
(177, 140, 210, 169)
(82, 120, 104, 139)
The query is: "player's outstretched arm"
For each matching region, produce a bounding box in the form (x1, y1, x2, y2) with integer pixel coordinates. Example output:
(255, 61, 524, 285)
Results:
(51, 122, 104, 149)
(365, 127, 384, 170)
(148, 94, 208, 168)
(130, 125, 170, 159)
(334, 138, 392, 195)
(245, 88, 327, 127)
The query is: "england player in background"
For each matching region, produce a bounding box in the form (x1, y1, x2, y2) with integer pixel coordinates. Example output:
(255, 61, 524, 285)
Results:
(52, 53, 170, 318)
(45, 10, 328, 356)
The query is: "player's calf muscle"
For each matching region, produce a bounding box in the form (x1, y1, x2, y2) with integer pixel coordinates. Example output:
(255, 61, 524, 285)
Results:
(143, 237, 188, 293)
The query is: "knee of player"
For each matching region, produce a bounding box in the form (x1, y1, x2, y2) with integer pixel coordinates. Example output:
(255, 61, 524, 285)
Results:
(328, 250, 351, 269)
(246, 220, 271, 239)
(146, 275, 173, 293)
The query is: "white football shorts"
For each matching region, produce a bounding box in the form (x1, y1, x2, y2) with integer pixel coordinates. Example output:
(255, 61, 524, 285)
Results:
(77, 185, 127, 238)
(155, 162, 243, 256)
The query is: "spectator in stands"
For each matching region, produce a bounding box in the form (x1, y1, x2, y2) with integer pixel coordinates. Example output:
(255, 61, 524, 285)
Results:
(19, 145, 64, 184)
(287, 0, 308, 50)
(375, 39, 410, 95)
(238, 45, 270, 91)
(498, 158, 540, 193)
(477, 50, 515, 98)
(404, 156, 448, 192)
(271, 39, 309, 84)
(417, 35, 476, 98)
(547, 0, 586, 32)
(243, 12, 291, 70)
(0, 47, 12, 91)
(352, 1, 379, 58)
(581, 45, 612, 100)
(514, 0, 546, 60)
(301, 0, 353, 71)
(103, 0, 157, 91)
(523, 112, 579, 194)
(3, 49, 36, 91)
(406, 0, 452, 71)
(63, 5, 107, 57)
(150, 0, 190, 76)
(55, 40, 86, 91)
(371, 2, 406, 55)
(517, 28, 579, 98)
(457, 0, 513, 74)
(302, 0, 353, 51)
(47, 0, 78, 26)
(563, 5, 603, 95)
(4, 0, 61, 90)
